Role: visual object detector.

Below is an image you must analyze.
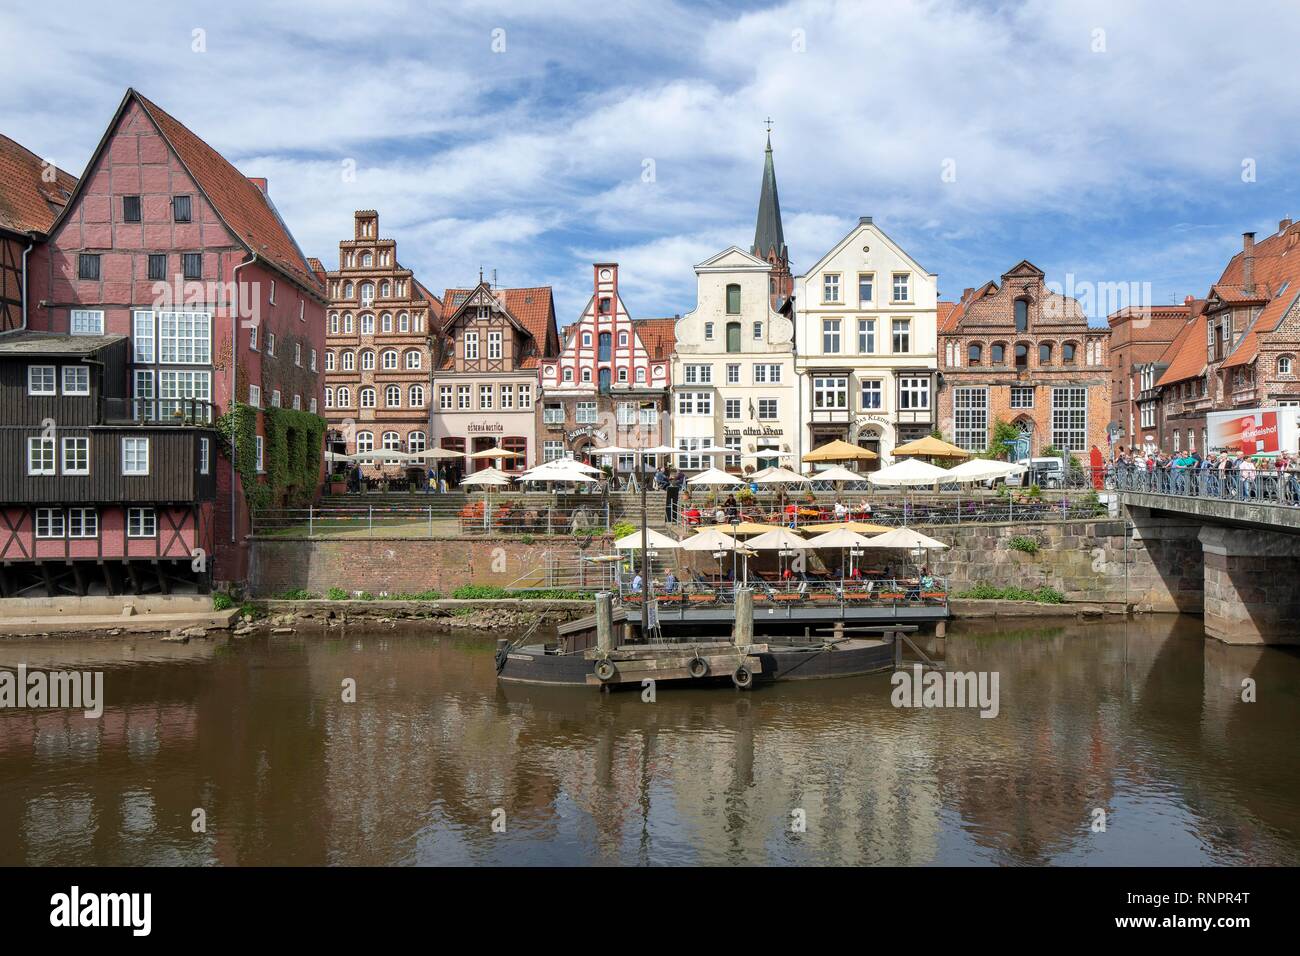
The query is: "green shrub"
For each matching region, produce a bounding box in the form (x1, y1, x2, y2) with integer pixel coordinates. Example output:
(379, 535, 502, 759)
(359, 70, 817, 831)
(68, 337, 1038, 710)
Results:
(1026, 484, 1042, 498)
(610, 521, 636, 539)
(213, 593, 234, 611)
(451, 584, 509, 600)
(1008, 536, 1039, 555)
(392, 589, 443, 601)
(509, 588, 596, 600)
(955, 583, 1066, 604)
(239, 602, 259, 619)
(277, 588, 316, 601)
(326, 587, 349, 601)
(519, 534, 535, 545)
(356, 591, 375, 601)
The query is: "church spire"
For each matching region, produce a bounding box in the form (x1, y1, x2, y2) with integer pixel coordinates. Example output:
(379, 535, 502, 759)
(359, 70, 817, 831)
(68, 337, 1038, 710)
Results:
(752, 120, 791, 308)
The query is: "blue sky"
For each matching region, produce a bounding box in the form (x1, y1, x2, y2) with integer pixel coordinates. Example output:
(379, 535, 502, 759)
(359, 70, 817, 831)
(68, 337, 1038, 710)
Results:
(4, 0, 1300, 324)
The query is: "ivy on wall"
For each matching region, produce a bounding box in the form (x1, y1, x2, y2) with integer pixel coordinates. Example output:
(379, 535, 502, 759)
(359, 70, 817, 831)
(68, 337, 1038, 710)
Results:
(216, 401, 325, 511)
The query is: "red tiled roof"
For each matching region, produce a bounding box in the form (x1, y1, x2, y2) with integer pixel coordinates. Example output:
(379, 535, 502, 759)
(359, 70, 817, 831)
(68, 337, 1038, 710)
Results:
(0, 133, 77, 236)
(936, 300, 959, 333)
(437, 284, 556, 369)
(131, 91, 323, 295)
(1209, 223, 1300, 368)
(1154, 312, 1207, 386)
(634, 317, 677, 361)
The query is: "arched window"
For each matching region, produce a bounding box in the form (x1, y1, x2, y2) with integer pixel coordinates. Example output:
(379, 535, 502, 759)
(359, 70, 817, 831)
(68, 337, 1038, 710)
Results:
(967, 343, 982, 366)
(726, 321, 741, 353)
(344, 281, 354, 299)
(399, 312, 410, 332)
(381, 312, 393, 332)
(405, 350, 421, 370)
(360, 387, 376, 408)
(563, 367, 574, 382)
(581, 368, 592, 383)
(618, 366, 628, 382)
(1014, 299, 1029, 333)
(329, 313, 339, 334)
(380, 280, 391, 298)
(726, 283, 741, 314)
(342, 351, 355, 371)
(990, 343, 1005, 364)
(337, 386, 351, 408)
(360, 252, 372, 267)
(343, 313, 354, 333)
(361, 349, 375, 370)
(360, 313, 375, 335)
(355, 431, 373, 454)
(409, 385, 424, 407)
(1039, 342, 1052, 364)
(382, 350, 398, 370)
(598, 368, 611, 393)
(382, 432, 401, 461)
(325, 351, 335, 371)
(359, 282, 374, 306)
(1015, 343, 1029, 369)
(385, 385, 401, 407)
(324, 387, 334, 408)
(408, 431, 426, 454)
(636, 367, 646, 383)
(1062, 342, 1077, 364)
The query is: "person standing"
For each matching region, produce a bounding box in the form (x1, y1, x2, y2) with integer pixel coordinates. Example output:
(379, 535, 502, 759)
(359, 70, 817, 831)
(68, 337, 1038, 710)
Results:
(665, 467, 684, 523)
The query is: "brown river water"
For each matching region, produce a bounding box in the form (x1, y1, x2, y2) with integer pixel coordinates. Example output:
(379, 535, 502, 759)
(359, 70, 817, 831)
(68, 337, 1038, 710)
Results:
(1, 616, 1298, 866)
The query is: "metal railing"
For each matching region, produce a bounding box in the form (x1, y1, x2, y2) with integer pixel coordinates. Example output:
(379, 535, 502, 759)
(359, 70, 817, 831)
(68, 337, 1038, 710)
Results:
(102, 397, 216, 425)
(1101, 463, 1300, 506)
(252, 500, 643, 537)
(616, 577, 950, 613)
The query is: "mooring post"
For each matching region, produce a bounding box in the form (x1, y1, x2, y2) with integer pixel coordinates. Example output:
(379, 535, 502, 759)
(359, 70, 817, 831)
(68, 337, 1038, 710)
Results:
(596, 590, 614, 654)
(733, 586, 753, 647)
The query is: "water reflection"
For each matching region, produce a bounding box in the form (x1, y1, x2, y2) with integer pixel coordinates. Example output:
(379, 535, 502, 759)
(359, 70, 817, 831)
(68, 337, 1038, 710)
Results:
(1, 617, 1297, 865)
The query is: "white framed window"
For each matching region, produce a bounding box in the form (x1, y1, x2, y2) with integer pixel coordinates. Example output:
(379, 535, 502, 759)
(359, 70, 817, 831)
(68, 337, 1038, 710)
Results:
(62, 437, 89, 475)
(576, 401, 597, 424)
(758, 398, 778, 420)
(342, 351, 355, 371)
(676, 391, 712, 416)
(294, 343, 301, 366)
(62, 365, 90, 395)
(270, 389, 281, 408)
(409, 384, 424, 407)
(381, 312, 393, 333)
(457, 385, 471, 409)
(892, 319, 911, 353)
(360, 313, 375, 335)
(488, 331, 503, 359)
(68, 507, 98, 539)
(385, 385, 401, 407)
(35, 508, 64, 539)
(892, 273, 910, 302)
(954, 387, 989, 451)
(858, 273, 874, 304)
(857, 318, 876, 354)
(464, 331, 479, 359)
(753, 364, 781, 384)
(898, 376, 930, 411)
(405, 351, 421, 370)
(266, 331, 276, 356)
(1051, 386, 1088, 451)
(324, 351, 334, 371)
(543, 440, 564, 462)
(200, 437, 210, 474)
(28, 366, 56, 395)
(519, 383, 532, 409)
(1010, 385, 1035, 409)
(676, 437, 705, 471)
(360, 387, 376, 408)
(28, 436, 55, 475)
(70, 309, 104, 335)
(439, 386, 453, 410)
(704, 322, 714, 341)
(379, 349, 396, 370)
(269, 279, 276, 305)
(336, 386, 350, 408)
(158, 311, 211, 364)
(127, 507, 156, 538)
(248, 384, 261, 408)
(726, 364, 740, 385)
(822, 274, 841, 303)
(684, 364, 712, 384)
(361, 350, 375, 370)
(122, 436, 150, 475)
(500, 384, 514, 409)
(479, 384, 494, 409)
(724, 398, 741, 421)
(159, 369, 211, 418)
(543, 402, 564, 424)
(255, 434, 265, 472)
(813, 376, 848, 410)
(249, 324, 259, 351)
(133, 310, 155, 362)
(355, 431, 373, 454)
(860, 379, 883, 410)
(408, 431, 426, 454)
(309, 349, 317, 372)
(324, 387, 335, 409)
(822, 319, 841, 353)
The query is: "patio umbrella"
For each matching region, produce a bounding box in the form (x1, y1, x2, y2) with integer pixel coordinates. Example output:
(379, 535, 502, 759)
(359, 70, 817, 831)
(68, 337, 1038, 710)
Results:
(802, 439, 878, 463)
(460, 467, 511, 486)
(746, 526, 808, 584)
(803, 464, 866, 483)
(945, 458, 1028, 482)
(864, 526, 949, 550)
(682, 527, 742, 583)
(516, 466, 597, 484)
(868, 458, 953, 486)
(800, 520, 891, 534)
(695, 521, 773, 536)
(350, 449, 417, 463)
(613, 528, 682, 550)
(890, 435, 971, 459)
(468, 445, 510, 459)
(525, 457, 601, 474)
(412, 447, 466, 460)
(686, 467, 743, 486)
(805, 526, 878, 584)
(324, 450, 354, 464)
(751, 467, 811, 484)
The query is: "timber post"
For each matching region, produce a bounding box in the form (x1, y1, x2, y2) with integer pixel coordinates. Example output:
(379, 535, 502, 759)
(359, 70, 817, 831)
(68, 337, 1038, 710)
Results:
(733, 586, 754, 647)
(595, 591, 614, 654)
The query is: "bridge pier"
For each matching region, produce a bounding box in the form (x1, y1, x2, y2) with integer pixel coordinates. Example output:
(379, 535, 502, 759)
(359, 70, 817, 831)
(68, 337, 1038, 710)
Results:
(1199, 526, 1300, 646)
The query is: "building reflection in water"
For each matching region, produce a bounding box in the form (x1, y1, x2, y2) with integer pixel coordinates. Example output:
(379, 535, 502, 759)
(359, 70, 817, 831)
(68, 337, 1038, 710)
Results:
(1, 618, 1298, 866)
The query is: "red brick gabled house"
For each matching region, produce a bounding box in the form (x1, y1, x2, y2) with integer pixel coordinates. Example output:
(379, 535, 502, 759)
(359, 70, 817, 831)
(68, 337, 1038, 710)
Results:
(1107, 301, 1195, 453)
(23, 89, 328, 588)
(0, 134, 77, 333)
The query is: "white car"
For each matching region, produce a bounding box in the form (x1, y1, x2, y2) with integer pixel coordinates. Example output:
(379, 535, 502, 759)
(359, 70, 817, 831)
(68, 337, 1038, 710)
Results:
(1004, 457, 1065, 489)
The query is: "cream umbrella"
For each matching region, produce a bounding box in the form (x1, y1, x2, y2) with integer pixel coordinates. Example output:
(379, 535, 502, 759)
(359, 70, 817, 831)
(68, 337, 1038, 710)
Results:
(411, 447, 465, 460)
(802, 439, 879, 463)
(686, 467, 743, 486)
(460, 467, 511, 486)
(516, 466, 597, 484)
(801, 520, 891, 534)
(683, 527, 742, 584)
(324, 450, 354, 464)
(864, 526, 949, 550)
(350, 449, 416, 463)
(752, 467, 811, 484)
(803, 464, 866, 483)
(806, 526, 878, 585)
(613, 528, 682, 550)
(468, 444, 510, 459)
(945, 458, 1028, 482)
(695, 521, 774, 536)
(746, 525, 808, 584)
(868, 459, 953, 486)
(890, 435, 971, 460)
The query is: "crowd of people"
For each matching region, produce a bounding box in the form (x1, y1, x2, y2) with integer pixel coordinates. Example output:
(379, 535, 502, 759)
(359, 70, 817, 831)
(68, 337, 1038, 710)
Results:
(1108, 447, 1300, 501)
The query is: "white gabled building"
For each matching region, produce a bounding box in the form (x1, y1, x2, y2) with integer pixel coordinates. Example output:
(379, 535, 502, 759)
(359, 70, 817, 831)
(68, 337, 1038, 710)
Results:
(671, 246, 797, 474)
(794, 217, 939, 465)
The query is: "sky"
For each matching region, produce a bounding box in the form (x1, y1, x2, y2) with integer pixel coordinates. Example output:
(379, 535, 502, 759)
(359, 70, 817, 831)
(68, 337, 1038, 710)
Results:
(4, 0, 1300, 324)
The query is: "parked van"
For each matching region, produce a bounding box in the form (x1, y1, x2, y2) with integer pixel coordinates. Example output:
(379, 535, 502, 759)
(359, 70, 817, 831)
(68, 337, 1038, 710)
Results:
(1005, 457, 1065, 489)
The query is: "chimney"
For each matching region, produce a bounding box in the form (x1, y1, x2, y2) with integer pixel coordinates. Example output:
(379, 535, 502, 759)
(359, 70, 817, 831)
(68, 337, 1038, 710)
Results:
(1281, 218, 1293, 233)
(247, 177, 268, 195)
(962, 287, 974, 301)
(1243, 232, 1256, 294)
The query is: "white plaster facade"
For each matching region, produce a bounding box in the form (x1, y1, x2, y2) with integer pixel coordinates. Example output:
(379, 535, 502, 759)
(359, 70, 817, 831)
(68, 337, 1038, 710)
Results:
(794, 217, 939, 465)
(671, 247, 797, 473)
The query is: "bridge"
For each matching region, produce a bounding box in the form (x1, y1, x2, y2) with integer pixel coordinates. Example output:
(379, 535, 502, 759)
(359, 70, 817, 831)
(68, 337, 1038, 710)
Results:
(1112, 468, 1300, 646)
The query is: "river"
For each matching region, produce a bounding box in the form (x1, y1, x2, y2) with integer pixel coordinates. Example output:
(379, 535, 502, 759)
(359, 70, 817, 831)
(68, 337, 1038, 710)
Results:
(1, 616, 1298, 865)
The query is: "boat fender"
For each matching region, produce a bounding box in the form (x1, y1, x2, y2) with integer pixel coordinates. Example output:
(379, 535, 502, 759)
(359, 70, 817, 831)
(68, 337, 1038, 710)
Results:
(594, 659, 617, 682)
(731, 665, 753, 690)
(687, 656, 709, 679)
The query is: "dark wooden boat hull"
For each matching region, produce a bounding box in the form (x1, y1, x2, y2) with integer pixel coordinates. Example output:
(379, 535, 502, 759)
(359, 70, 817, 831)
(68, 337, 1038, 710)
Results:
(496, 638, 894, 687)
